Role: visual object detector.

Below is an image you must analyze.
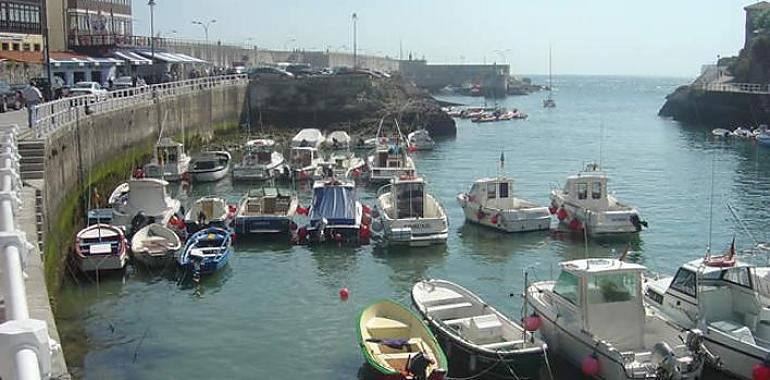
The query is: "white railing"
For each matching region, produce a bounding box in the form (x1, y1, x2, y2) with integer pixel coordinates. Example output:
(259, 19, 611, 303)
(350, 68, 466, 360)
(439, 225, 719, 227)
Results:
(0, 125, 56, 379)
(693, 82, 770, 94)
(31, 74, 249, 139)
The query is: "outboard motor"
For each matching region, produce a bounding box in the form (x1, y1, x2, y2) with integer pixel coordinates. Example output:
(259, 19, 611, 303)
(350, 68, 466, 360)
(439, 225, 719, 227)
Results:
(651, 341, 681, 380)
(129, 211, 148, 236)
(684, 329, 719, 370)
(629, 214, 648, 232)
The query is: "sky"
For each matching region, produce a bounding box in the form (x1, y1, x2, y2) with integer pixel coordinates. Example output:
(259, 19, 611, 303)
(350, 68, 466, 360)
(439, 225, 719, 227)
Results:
(133, 0, 755, 77)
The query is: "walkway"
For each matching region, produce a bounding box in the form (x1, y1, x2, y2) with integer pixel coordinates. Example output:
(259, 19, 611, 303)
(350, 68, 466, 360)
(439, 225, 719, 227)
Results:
(693, 81, 770, 95)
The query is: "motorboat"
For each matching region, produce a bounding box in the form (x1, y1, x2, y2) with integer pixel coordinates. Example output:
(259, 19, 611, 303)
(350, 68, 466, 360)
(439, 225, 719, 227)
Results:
(190, 150, 231, 182)
(550, 163, 646, 235)
(177, 227, 233, 278)
(234, 187, 298, 235)
(232, 139, 287, 181)
(357, 299, 448, 380)
(367, 118, 416, 183)
(644, 241, 770, 379)
(73, 224, 128, 272)
(457, 160, 550, 233)
(527, 258, 710, 380)
(291, 128, 325, 149)
(289, 146, 324, 180)
(733, 127, 753, 138)
(353, 137, 378, 150)
(407, 129, 436, 151)
(471, 109, 527, 123)
(757, 127, 770, 147)
(315, 151, 366, 180)
(711, 128, 733, 138)
(324, 130, 351, 150)
(412, 279, 547, 379)
(130, 223, 181, 267)
(373, 175, 448, 247)
(300, 179, 370, 245)
(111, 178, 181, 233)
(184, 196, 234, 234)
(143, 137, 191, 181)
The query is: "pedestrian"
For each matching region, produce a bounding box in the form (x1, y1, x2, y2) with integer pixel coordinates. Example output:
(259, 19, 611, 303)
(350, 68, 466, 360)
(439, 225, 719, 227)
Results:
(107, 77, 114, 90)
(25, 82, 43, 129)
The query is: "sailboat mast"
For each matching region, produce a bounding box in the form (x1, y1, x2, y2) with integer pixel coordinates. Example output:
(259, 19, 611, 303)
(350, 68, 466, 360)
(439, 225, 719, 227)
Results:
(548, 45, 553, 94)
(707, 156, 715, 254)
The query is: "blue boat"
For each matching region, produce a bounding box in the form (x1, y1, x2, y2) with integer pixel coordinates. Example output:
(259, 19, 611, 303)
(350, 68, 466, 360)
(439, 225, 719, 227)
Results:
(177, 227, 232, 278)
(302, 179, 370, 245)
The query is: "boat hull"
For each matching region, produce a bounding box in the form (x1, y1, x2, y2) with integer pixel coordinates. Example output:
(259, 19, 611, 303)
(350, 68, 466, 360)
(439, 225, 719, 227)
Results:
(458, 195, 550, 233)
(234, 216, 292, 235)
(551, 196, 642, 235)
(179, 248, 231, 275)
(432, 335, 544, 380)
(132, 251, 175, 267)
(191, 167, 228, 182)
(77, 254, 128, 272)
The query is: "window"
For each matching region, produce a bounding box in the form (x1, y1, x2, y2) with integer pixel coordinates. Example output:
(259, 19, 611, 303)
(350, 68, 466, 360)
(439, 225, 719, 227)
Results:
(670, 268, 697, 297)
(33, 44, 40, 52)
(587, 272, 638, 303)
(22, 43, 29, 51)
(1, 43, 8, 51)
(723, 267, 752, 289)
(554, 271, 580, 305)
(11, 43, 18, 51)
(487, 183, 496, 199)
(499, 182, 509, 198)
(592, 181, 602, 199)
(577, 183, 588, 200)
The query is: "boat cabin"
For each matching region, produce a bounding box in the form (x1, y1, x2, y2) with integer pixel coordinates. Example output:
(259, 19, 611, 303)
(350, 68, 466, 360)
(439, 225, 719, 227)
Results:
(241, 188, 293, 216)
(156, 138, 185, 165)
(561, 164, 610, 209)
(551, 259, 646, 350)
(469, 178, 514, 208)
(244, 140, 275, 165)
(375, 144, 406, 168)
(393, 177, 425, 219)
(290, 147, 316, 168)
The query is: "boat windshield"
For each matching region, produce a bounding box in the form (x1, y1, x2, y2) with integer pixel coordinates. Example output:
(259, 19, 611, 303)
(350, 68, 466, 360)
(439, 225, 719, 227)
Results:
(158, 147, 179, 164)
(194, 160, 217, 170)
(291, 149, 312, 166)
(554, 271, 580, 305)
(396, 182, 424, 218)
(586, 272, 637, 304)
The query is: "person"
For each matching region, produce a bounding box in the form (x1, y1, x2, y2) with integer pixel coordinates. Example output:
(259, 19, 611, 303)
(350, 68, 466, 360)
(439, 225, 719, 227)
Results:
(25, 83, 43, 129)
(107, 77, 114, 90)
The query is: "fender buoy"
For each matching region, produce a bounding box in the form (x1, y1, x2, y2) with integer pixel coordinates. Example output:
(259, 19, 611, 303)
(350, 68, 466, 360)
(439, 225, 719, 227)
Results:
(490, 213, 500, 225)
(548, 206, 557, 215)
(704, 255, 736, 267)
(753, 362, 770, 380)
(556, 208, 568, 221)
(523, 314, 542, 332)
(582, 354, 600, 377)
(568, 218, 583, 231)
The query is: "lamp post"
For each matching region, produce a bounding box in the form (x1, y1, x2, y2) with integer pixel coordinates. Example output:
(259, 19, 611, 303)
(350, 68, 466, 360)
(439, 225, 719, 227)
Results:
(352, 12, 357, 69)
(148, 0, 155, 60)
(41, 0, 52, 99)
(192, 19, 216, 43)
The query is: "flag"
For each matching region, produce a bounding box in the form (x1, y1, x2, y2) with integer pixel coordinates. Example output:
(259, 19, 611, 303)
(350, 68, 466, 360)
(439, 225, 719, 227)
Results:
(727, 236, 736, 259)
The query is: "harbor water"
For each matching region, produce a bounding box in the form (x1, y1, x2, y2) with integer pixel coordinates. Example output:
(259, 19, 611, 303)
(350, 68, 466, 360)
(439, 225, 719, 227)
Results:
(56, 75, 769, 379)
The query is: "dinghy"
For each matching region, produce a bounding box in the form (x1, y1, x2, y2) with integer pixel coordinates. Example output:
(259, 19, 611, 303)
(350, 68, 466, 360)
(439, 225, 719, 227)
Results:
(184, 196, 233, 233)
(412, 280, 547, 379)
(73, 224, 128, 272)
(177, 227, 233, 278)
(190, 150, 231, 182)
(234, 188, 298, 236)
(358, 299, 448, 380)
(130, 223, 181, 267)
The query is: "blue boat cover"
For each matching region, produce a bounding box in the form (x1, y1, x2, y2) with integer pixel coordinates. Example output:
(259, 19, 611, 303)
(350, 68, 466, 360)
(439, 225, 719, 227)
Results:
(309, 185, 357, 226)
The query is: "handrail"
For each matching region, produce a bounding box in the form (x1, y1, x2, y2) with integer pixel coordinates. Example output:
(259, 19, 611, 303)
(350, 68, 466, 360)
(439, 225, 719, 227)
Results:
(0, 125, 55, 379)
(31, 74, 249, 139)
(693, 82, 770, 95)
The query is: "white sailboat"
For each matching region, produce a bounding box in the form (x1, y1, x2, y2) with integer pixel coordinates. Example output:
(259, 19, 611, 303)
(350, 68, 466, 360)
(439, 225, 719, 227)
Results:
(543, 46, 556, 108)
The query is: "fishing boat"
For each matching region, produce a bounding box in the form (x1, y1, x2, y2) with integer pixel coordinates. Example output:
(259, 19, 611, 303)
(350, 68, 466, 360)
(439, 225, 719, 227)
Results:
(234, 187, 298, 235)
(232, 139, 287, 181)
(177, 227, 233, 278)
(373, 175, 448, 247)
(407, 129, 436, 151)
(367, 119, 416, 183)
(543, 46, 556, 108)
(315, 151, 366, 180)
(526, 258, 710, 380)
(324, 130, 351, 150)
(190, 150, 231, 182)
(130, 223, 181, 267)
(184, 196, 233, 233)
(111, 178, 181, 233)
(73, 224, 129, 272)
(299, 179, 370, 245)
(357, 299, 448, 380)
(550, 163, 646, 235)
(412, 280, 547, 379)
(644, 239, 769, 380)
(143, 138, 191, 181)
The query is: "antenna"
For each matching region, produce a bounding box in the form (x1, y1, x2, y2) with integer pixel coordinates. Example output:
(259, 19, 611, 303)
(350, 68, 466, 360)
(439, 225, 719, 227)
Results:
(599, 120, 604, 169)
(707, 155, 716, 255)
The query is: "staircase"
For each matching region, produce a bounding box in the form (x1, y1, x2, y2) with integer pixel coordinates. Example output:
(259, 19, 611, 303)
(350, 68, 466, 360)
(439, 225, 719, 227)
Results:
(18, 139, 45, 181)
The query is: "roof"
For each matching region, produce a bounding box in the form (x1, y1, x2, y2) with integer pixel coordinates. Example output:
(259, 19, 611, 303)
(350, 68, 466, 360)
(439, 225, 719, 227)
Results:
(474, 176, 513, 184)
(135, 50, 207, 64)
(0, 51, 123, 66)
(309, 183, 358, 225)
(745, 1, 770, 11)
(560, 258, 646, 275)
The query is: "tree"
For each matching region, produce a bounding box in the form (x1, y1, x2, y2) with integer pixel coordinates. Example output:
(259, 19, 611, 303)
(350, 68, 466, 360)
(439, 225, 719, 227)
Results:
(754, 10, 770, 32)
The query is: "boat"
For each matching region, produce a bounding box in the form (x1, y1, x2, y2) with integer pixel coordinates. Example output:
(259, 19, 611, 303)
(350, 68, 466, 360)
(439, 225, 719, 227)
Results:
(471, 109, 527, 123)
(184, 196, 233, 234)
(130, 223, 181, 267)
(232, 139, 287, 181)
(527, 258, 710, 380)
(757, 128, 770, 147)
(457, 154, 550, 233)
(291, 128, 325, 149)
(412, 279, 547, 379)
(373, 175, 448, 247)
(711, 128, 733, 138)
(234, 187, 298, 235)
(324, 130, 351, 150)
(177, 227, 233, 278)
(143, 137, 191, 181)
(354, 137, 379, 150)
(550, 163, 646, 235)
(407, 129, 436, 151)
(189, 150, 231, 182)
(73, 224, 129, 272)
(357, 299, 448, 380)
(459, 107, 487, 119)
(300, 179, 370, 245)
(644, 240, 769, 379)
(289, 146, 325, 180)
(543, 46, 556, 108)
(108, 182, 129, 207)
(111, 178, 181, 233)
(733, 126, 753, 138)
(367, 119, 417, 183)
(315, 151, 366, 180)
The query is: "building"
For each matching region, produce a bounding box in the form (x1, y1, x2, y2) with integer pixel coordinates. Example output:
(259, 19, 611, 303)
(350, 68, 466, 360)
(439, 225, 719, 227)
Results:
(46, 0, 132, 51)
(744, 1, 770, 48)
(0, 0, 42, 53)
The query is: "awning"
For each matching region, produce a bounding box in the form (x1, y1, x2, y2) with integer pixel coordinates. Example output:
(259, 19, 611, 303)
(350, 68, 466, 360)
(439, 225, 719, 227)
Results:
(174, 53, 207, 64)
(49, 56, 124, 67)
(114, 50, 152, 65)
(136, 51, 208, 64)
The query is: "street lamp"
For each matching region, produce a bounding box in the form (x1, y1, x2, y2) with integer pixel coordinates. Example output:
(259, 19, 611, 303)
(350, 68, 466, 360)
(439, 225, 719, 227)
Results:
(192, 19, 216, 43)
(352, 12, 357, 69)
(148, 0, 155, 60)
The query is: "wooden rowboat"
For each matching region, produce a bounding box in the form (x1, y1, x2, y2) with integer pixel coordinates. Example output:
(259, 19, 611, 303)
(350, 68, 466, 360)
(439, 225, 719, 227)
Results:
(357, 299, 448, 380)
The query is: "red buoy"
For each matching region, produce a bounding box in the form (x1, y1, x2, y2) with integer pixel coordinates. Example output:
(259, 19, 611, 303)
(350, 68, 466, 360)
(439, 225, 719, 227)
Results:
(523, 314, 542, 332)
(339, 287, 350, 301)
(581, 354, 600, 377)
(362, 204, 371, 214)
(754, 363, 770, 380)
(359, 224, 371, 244)
(548, 206, 557, 214)
(297, 227, 308, 244)
(569, 218, 583, 231)
(556, 208, 568, 221)
(296, 206, 309, 216)
(490, 213, 500, 225)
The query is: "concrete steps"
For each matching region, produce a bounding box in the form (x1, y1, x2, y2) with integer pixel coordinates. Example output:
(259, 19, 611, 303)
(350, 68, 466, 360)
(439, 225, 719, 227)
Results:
(18, 139, 45, 181)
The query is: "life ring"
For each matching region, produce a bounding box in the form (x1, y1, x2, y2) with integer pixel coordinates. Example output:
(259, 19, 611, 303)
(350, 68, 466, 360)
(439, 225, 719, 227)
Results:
(704, 255, 736, 267)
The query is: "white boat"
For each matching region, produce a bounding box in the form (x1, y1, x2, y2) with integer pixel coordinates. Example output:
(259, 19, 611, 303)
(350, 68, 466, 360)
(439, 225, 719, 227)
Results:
(373, 175, 448, 247)
(550, 163, 646, 235)
(711, 128, 733, 138)
(324, 130, 351, 150)
(143, 138, 191, 181)
(184, 196, 233, 233)
(130, 223, 181, 267)
(190, 150, 231, 182)
(644, 243, 770, 380)
(367, 118, 417, 183)
(73, 224, 128, 272)
(527, 258, 710, 380)
(232, 139, 287, 181)
(234, 187, 298, 235)
(457, 164, 550, 233)
(407, 129, 436, 151)
(733, 127, 753, 138)
(315, 151, 366, 180)
(543, 46, 556, 108)
(411, 279, 548, 379)
(111, 178, 181, 232)
(289, 146, 324, 180)
(291, 128, 325, 149)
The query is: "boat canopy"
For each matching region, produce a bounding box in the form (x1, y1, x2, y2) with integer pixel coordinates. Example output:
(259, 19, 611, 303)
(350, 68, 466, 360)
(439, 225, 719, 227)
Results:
(310, 183, 357, 226)
(126, 179, 171, 212)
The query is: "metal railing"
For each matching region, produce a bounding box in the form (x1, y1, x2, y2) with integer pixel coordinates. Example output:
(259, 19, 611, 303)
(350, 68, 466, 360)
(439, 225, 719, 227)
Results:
(31, 74, 249, 139)
(0, 125, 56, 379)
(693, 82, 770, 95)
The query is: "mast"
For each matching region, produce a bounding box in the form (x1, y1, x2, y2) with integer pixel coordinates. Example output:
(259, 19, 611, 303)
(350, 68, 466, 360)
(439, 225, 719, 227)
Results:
(548, 45, 553, 98)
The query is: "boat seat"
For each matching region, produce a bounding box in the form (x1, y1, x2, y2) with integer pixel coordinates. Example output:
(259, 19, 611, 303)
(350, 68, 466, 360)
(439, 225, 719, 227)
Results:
(444, 317, 474, 326)
(464, 315, 503, 344)
(420, 288, 464, 307)
(426, 302, 473, 319)
(710, 320, 756, 345)
(378, 352, 415, 360)
(367, 317, 409, 338)
(480, 340, 525, 350)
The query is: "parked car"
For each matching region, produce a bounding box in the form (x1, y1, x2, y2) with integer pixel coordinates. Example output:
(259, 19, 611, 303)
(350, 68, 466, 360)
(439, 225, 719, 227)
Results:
(110, 76, 146, 90)
(247, 67, 294, 79)
(0, 81, 17, 112)
(69, 81, 109, 100)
